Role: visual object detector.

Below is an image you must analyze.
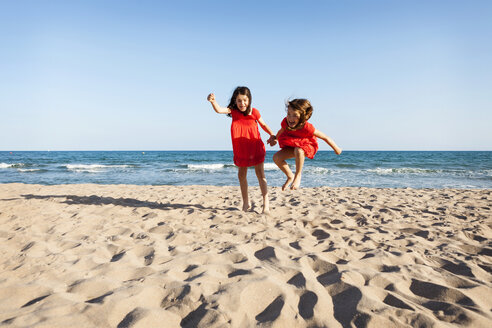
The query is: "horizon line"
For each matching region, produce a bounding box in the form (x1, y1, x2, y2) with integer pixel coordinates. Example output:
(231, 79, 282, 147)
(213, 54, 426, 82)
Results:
(2, 149, 491, 152)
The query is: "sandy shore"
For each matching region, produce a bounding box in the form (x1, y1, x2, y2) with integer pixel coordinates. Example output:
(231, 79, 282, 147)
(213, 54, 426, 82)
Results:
(0, 183, 491, 327)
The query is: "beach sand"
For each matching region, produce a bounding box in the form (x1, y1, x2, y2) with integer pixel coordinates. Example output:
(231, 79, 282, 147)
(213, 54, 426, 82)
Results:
(0, 183, 491, 327)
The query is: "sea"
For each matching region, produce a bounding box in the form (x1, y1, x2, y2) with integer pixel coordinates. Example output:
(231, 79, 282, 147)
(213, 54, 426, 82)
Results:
(0, 151, 491, 189)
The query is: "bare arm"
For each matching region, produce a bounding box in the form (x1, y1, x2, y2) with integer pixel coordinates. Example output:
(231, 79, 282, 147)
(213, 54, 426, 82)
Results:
(207, 93, 231, 114)
(314, 129, 342, 155)
(257, 117, 275, 136)
(267, 127, 285, 146)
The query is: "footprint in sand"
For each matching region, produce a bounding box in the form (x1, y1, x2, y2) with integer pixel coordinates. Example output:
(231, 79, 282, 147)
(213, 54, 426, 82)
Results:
(143, 250, 155, 266)
(308, 256, 365, 327)
(117, 307, 147, 328)
(409, 279, 476, 307)
(287, 272, 306, 288)
(86, 291, 114, 304)
(298, 291, 318, 319)
(331, 284, 363, 327)
(184, 264, 198, 273)
(383, 293, 414, 311)
(228, 269, 252, 278)
(160, 284, 191, 309)
(180, 303, 209, 328)
(308, 257, 341, 287)
(254, 246, 276, 261)
(312, 229, 330, 241)
(142, 212, 158, 220)
(110, 251, 126, 262)
(438, 259, 475, 278)
(289, 241, 301, 250)
(255, 296, 284, 324)
(21, 294, 50, 308)
(422, 301, 473, 325)
(400, 228, 430, 240)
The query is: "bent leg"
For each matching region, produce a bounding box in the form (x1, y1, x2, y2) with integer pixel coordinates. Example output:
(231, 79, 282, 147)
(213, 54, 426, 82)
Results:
(254, 163, 269, 214)
(291, 147, 305, 190)
(273, 148, 295, 191)
(237, 166, 249, 211)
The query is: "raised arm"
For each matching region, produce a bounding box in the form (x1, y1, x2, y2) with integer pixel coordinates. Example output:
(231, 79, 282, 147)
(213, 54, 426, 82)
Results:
(314, 129, 342, 155)
(207, 93, 231, 114)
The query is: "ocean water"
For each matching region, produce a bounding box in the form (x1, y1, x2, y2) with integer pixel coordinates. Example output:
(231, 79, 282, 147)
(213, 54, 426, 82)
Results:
(0, 151, 491, 189)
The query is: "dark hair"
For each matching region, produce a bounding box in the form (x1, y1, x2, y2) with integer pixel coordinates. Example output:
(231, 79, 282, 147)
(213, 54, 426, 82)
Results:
(286, 98, 313, 130)
(227, 86, 252, 117)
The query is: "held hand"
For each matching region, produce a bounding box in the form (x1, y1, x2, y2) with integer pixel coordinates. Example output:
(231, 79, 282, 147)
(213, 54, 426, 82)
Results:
(267, 135, 277, 146)
(207, 93, 215, 103)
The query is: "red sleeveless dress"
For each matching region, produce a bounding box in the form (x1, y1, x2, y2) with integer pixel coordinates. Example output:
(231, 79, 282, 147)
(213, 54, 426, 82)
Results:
(278, 118, 319, 159)
(230, 108, 266, 167)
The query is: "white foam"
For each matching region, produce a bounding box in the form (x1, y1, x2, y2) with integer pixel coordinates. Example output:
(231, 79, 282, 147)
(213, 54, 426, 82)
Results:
(310, 167, 330, 174)
(0, 163, 24, 169)
(187, 164, 225, 170)
(18, 168, 41, 172)
(65, 164, 130, 173)
(368, 167, 440, 175)
(263, 163, 279, 170)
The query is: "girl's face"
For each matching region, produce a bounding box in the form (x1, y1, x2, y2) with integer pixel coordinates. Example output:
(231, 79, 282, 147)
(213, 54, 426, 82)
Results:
(235, 94, 250, 112)
(286, 107, 301, 128)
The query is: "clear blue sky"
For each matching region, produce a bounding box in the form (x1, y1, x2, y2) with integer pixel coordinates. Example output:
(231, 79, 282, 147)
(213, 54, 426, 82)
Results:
(1, 0, 491, 151)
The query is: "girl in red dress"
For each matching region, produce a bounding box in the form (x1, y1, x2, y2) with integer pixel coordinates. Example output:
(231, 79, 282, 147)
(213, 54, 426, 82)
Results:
(268, 99, 342, 190)
(207, 86, 276, 213)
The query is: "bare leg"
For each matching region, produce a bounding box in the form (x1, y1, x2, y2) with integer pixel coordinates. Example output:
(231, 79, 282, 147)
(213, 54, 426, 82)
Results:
(291, 147, 305, 190)
(273, 148, 295, 191)
(254, 163, 269, 214)
(237, 166, 249, 211)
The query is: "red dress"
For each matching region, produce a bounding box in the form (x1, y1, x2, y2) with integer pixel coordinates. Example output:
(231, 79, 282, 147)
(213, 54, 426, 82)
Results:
(278, 118, 319, 159)
(230, 108, 266, 167)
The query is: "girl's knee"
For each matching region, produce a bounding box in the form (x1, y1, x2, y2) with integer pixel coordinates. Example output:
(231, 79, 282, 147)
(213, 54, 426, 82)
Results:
(238, 168, 248, 179)
(254, 164, 265, 175)
(255, 169, 265, 180)
(273, 152, 281, 164)
(294, 147, 305, 156)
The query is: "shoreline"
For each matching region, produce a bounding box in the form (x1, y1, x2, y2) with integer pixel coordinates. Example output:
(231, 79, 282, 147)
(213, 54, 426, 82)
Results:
(1, 183, 491, 327)
(1, 182, 491, 190)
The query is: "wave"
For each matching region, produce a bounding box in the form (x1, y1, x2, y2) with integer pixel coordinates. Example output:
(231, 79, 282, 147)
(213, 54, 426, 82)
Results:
(178, 162, 279, 171)
(186, 163, 228, 170)
(264, 163, 279, 171)
(308, 167, 331, 174)
(18, 168, 47, 173)
(0, 163, 26, 169)
(367, 167, 445, 175)
(334, 163, 359, 168)
(366, 167, 482, 175)
(65, 164, 132, 173)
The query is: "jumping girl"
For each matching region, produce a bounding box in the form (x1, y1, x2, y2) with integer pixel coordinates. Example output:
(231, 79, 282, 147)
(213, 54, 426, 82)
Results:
(268, 98, 342, 190)
(207, 86, 276, 213)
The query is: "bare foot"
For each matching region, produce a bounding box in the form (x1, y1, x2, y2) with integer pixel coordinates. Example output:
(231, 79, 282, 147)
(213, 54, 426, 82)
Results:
(282, 176, 294, 191)
(291, 176, 301, 190)
(242, 202, 250, 211)
(262, 197, 270, 214)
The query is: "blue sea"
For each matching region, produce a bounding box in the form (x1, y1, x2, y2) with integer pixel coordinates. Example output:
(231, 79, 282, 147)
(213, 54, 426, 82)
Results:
(0, 151, 491, 189)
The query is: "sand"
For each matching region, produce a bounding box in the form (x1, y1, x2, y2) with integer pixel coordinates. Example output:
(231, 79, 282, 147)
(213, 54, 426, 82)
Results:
(0, 183, 491, 327)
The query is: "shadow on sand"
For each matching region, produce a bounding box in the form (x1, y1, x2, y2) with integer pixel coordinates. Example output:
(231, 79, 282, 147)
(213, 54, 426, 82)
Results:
(21, 194, 238, 212)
